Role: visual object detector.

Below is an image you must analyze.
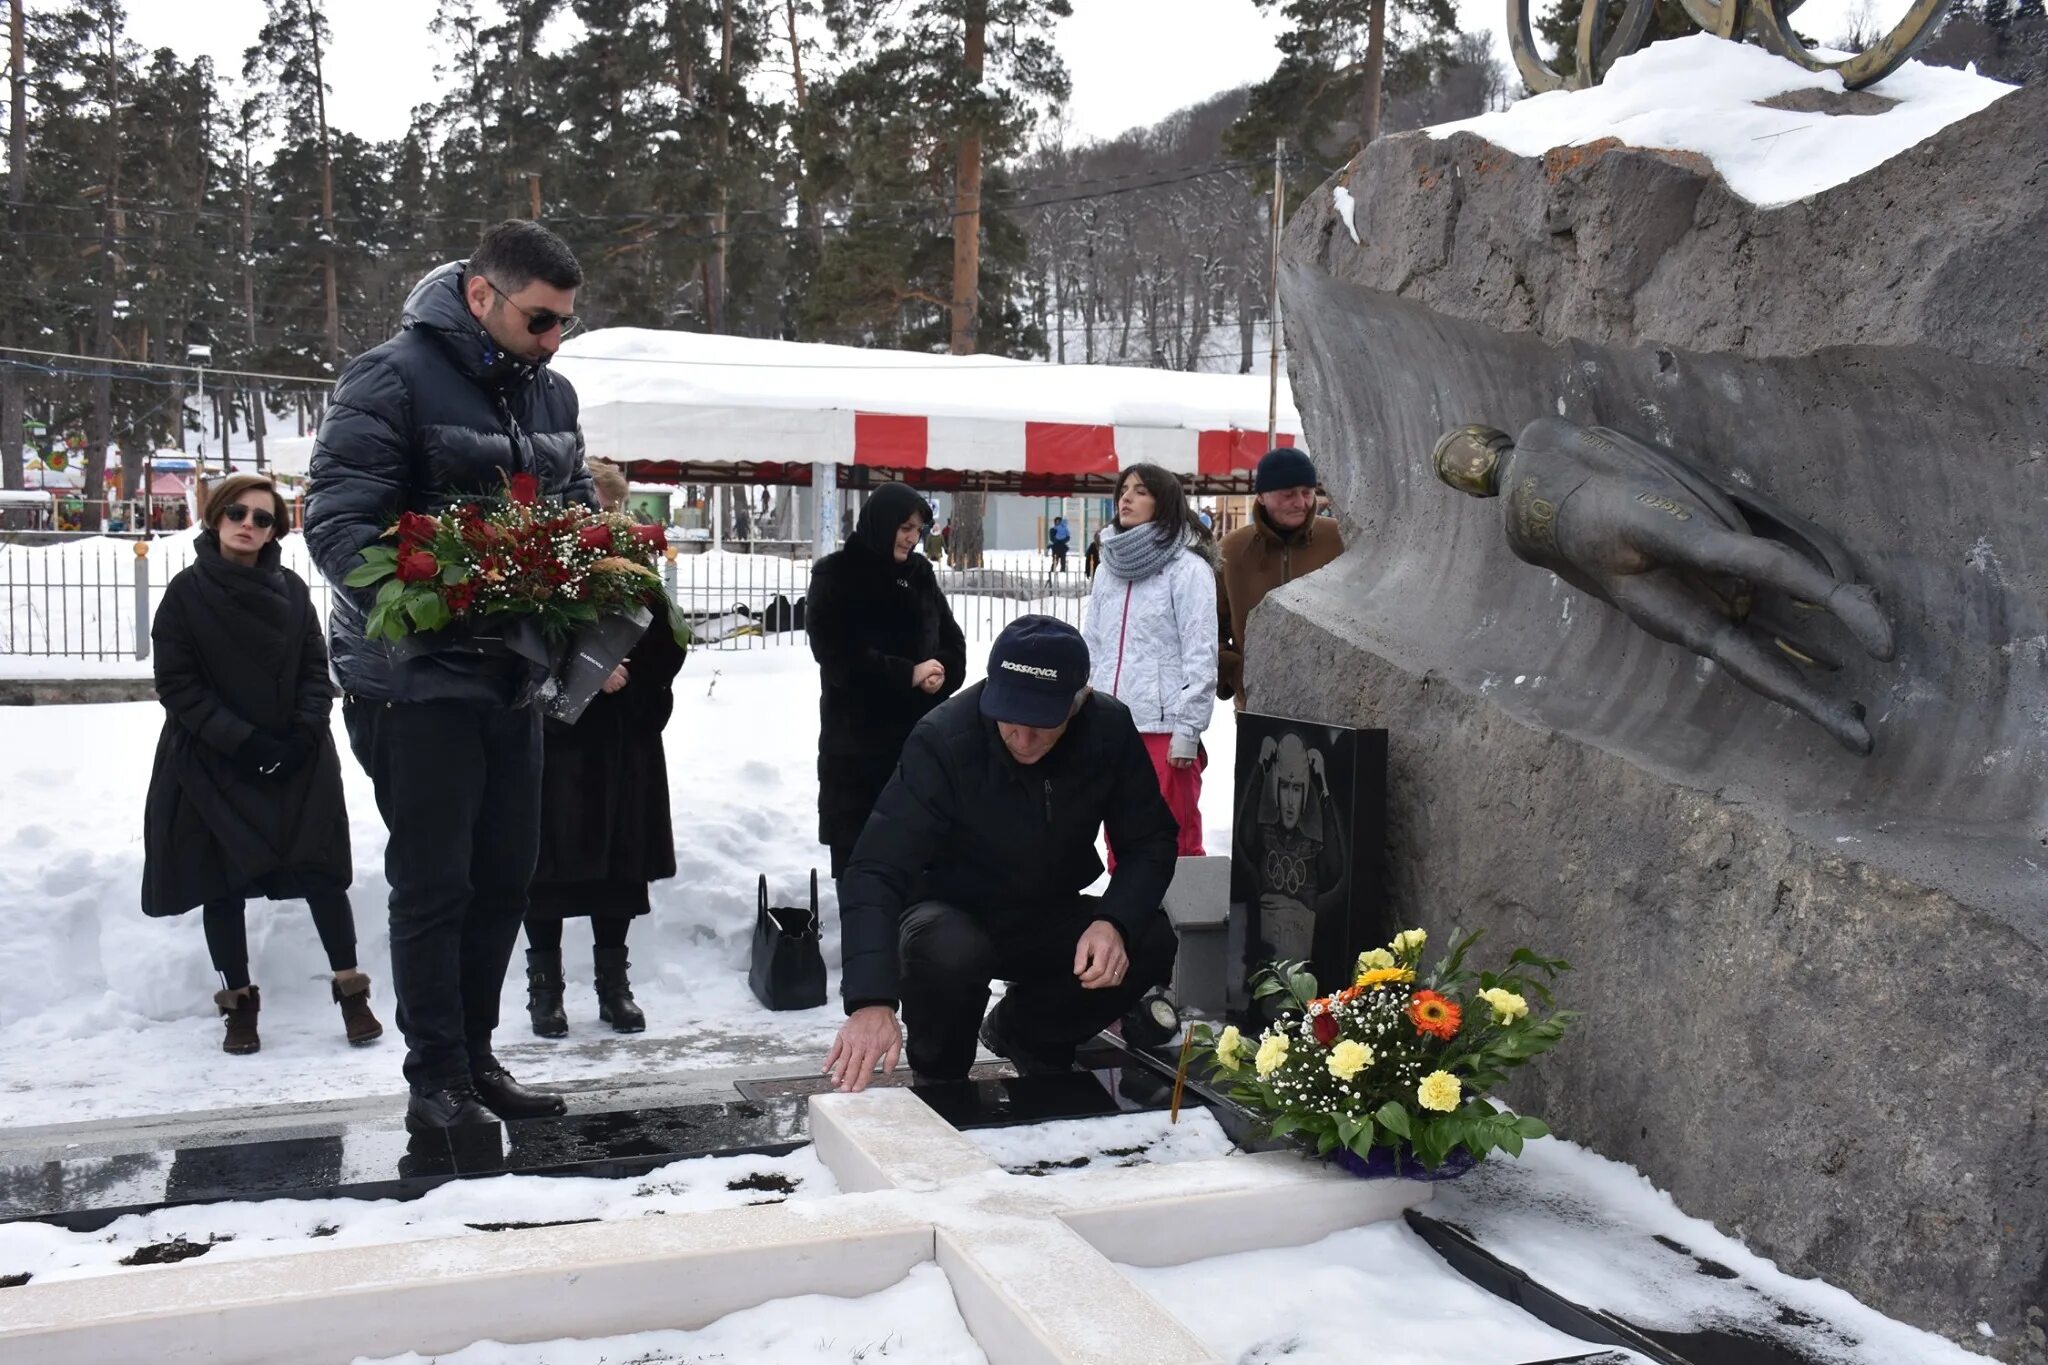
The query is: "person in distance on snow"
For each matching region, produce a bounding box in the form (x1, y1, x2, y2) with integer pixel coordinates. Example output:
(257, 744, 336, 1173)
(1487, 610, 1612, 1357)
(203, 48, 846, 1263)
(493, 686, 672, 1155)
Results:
(823, 615, 1181, 1091)
(142, 473, 382, 1057)
(304, 219, 593, 1132)
(523, 459, 688, 1039)
(1081, 463, 1218, 860)
(804, 482, 966, 881)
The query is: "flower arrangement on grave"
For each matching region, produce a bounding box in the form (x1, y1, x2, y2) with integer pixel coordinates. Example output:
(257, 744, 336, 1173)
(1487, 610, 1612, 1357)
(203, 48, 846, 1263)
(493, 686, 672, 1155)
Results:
(343, 471, 690, 649)
(1188, 928, 1572, 1173)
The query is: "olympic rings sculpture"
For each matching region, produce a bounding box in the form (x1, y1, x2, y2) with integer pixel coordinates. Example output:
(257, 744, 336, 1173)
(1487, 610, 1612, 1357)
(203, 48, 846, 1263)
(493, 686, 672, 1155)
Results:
(1508, 0, 1952, 92)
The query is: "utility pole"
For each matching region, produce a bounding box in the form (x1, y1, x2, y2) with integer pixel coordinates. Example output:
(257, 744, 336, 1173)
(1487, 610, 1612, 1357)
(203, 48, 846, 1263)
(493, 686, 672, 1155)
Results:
(1266, 138, 1284, 448)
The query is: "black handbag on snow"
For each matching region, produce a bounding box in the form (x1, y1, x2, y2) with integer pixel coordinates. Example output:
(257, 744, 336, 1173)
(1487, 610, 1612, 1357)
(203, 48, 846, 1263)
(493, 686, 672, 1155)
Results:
(748, 870, 827, 1011)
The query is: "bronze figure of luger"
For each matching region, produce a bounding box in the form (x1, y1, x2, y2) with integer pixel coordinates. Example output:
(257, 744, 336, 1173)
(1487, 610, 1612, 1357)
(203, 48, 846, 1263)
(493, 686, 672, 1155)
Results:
(1509, 0, 1951, 94)
(1432, 420, 1896, 754)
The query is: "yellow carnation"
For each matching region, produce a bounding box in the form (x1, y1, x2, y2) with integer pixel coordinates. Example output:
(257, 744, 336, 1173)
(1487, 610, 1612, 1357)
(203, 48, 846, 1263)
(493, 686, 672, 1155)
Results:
(1254, 1033, 1290, 1078)
(1214, 1025, 1244, 1072)
(1355, 948, 1395, 974)
(1326, 1039, 1374, 1082)
(1392, 928, 1428, 957)
(1478, 987, 1529, 1024)
(1417, 1070, 1461, 1113)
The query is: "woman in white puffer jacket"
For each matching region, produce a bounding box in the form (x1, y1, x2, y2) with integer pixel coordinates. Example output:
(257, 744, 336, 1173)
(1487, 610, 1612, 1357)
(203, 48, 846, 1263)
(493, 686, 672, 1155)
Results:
(1083, 463, 1219, 858)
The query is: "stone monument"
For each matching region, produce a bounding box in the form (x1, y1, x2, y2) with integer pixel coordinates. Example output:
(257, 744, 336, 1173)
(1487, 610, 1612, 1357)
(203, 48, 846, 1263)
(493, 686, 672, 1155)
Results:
(1250, 54, 2047, 1361)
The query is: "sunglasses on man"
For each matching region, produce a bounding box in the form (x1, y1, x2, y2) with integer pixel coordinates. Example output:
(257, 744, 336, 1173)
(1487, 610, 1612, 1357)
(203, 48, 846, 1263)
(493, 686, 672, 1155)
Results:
(485, 278, 581, 337)
(221, 504, 276, 530)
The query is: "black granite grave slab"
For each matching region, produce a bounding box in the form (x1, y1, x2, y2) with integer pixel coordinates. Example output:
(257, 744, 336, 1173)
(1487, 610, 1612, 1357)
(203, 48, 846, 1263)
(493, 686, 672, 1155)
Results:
(0, 1097, 807, 1233)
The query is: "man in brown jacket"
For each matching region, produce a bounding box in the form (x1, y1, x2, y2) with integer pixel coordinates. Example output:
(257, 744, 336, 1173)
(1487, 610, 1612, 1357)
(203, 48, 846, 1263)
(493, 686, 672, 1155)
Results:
(1217, 447, 1344, 709)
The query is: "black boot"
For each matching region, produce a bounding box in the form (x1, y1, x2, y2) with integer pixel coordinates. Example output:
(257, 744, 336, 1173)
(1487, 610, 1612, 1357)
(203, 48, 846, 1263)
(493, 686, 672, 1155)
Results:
(405, 1082, 496, 1133)
(525, 948, 567, 1038)
(472, 1062, 567, 1119)
(593, 945, 646, 1034)
(979, 1005, 1074, 1077)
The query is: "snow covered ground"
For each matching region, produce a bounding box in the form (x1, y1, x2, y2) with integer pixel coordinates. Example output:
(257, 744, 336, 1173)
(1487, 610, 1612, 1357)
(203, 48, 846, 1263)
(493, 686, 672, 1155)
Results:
(1429, 37, 2017, 206)
(0, 1147, 833, 1286)
(0, 643, 1239, 1127)
(963, 1108, 1237, 1177)
(353, 1262, 988, 1365)
(1433, 1138, 2002, 1365)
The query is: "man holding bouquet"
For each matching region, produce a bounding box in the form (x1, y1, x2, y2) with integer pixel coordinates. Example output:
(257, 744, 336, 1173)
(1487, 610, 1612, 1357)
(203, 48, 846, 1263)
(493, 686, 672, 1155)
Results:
(306, 220, 594, 1131)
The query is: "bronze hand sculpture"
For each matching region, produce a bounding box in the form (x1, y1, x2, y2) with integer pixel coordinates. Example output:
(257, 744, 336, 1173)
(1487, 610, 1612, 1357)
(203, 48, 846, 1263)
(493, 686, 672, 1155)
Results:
(1433, 420, 1895, 753)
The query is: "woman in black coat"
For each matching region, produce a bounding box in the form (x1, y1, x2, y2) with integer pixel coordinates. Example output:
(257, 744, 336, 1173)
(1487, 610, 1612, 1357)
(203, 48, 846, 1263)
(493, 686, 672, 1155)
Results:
(142, 474, 381, 1055)
(806, 482, 967, 879)
(524, 461, 688, 1037)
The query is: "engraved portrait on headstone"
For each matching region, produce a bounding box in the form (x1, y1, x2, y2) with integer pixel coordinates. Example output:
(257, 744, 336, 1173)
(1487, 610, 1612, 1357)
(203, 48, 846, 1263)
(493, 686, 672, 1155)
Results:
(1229, 715, 1387, 1011)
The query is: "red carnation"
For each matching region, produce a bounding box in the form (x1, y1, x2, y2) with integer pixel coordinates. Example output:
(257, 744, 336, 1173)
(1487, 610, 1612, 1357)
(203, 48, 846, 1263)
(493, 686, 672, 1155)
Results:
(1311, 1010, 1341, 1047)
(396, 511, 440, 548)
(631, 523, 667, 550)
(579, 523, 613, 552)
(507, 472, 540, 505)
(396, 550, 440, 583)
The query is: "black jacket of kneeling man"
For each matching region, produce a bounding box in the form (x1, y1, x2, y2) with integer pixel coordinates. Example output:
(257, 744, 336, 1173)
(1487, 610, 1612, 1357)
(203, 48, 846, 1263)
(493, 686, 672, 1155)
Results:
(836, 682, 1181, 1011)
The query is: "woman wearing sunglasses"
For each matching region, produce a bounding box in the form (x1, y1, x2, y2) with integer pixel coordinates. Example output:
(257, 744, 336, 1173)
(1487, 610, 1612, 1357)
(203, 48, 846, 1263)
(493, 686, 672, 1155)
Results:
(142, 474, 381, 1055)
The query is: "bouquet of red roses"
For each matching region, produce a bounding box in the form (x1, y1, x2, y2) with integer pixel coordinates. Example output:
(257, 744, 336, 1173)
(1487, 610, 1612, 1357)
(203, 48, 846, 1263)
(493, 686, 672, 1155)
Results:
(343, 472, 690, 650)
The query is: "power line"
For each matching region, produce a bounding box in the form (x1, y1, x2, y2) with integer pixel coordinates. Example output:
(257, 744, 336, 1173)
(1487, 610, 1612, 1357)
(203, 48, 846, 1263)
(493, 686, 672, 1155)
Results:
(0, 154, 1284, 233)
(0, 346, 336, 386)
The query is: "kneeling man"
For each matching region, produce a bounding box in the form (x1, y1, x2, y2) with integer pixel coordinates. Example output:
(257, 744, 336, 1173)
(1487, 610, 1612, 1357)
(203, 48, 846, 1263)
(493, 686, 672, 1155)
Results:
(825, 615, 1181, 1092)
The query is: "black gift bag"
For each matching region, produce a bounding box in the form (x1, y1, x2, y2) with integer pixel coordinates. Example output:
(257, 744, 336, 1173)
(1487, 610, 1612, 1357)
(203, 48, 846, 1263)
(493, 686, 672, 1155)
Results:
(542, 604, 654, 725)
(748, 870, 827, 1011)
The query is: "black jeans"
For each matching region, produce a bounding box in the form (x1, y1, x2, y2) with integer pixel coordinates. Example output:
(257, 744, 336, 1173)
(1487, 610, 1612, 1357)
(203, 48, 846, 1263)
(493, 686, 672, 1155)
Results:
(345, 697, 543, 1092)
(897, 898, 1179, 1080)
(202, 890, 358, 990)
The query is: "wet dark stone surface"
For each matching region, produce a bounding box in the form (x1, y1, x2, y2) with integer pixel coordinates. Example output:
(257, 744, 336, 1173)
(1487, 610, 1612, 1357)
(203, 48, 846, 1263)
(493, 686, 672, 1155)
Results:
(0, 1097, 807, 1232)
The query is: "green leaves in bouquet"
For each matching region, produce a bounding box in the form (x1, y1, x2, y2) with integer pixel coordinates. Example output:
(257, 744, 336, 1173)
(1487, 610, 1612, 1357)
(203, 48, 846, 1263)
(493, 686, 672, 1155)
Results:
(342, 545, 398, 589)
(1249, 959, 1322, 1012)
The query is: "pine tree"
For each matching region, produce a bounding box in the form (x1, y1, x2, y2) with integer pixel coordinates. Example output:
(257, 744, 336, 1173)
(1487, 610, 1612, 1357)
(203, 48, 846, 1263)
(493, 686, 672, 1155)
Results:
(2, 0, 26, 490)
(243, 0, 341, 371)
(1227, 0, 1460, 182)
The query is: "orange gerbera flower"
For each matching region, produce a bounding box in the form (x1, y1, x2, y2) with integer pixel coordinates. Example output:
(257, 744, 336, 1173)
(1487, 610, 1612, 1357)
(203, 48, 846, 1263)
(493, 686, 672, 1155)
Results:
(1335, 984, 1365, 1004)
(1407, 990, 1462, 1040)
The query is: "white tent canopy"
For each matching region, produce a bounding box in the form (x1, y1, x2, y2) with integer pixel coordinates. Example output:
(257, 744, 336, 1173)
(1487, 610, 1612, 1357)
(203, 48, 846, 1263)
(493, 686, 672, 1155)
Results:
(550, 329, 1302, 485)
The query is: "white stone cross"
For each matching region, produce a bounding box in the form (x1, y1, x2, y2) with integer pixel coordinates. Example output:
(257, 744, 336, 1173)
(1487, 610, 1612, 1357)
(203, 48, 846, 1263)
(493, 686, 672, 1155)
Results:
(0, 1088, 1433, 1365)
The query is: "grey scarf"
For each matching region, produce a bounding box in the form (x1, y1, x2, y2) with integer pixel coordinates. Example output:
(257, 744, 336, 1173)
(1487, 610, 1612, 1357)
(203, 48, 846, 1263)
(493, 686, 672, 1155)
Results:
(1098, 523, 1182, 581)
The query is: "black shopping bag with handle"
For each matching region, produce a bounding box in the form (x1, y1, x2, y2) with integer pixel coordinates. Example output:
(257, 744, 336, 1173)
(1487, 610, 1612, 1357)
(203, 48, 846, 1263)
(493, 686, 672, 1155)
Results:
(749, 870, 827, 1011)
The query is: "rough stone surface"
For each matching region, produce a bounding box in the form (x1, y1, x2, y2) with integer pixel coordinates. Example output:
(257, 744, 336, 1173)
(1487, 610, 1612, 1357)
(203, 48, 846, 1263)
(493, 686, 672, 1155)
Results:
(1261, 80, 2048, 1359)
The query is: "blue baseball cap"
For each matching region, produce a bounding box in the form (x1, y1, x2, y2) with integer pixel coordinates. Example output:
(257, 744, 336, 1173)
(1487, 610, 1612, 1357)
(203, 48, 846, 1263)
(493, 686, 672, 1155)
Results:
(981, 615, 1091, 727)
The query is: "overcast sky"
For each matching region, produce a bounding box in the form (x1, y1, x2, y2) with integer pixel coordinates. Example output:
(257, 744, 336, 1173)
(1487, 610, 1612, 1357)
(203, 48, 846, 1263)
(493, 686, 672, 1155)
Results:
(115, 0, 1880, 148)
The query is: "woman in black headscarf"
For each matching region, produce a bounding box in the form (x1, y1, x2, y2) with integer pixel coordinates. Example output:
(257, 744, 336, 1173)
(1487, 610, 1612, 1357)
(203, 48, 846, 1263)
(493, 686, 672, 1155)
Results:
(523, 460, 688, 1038)
(142, 474, 380, 1055)
(805, 483, 967, 878)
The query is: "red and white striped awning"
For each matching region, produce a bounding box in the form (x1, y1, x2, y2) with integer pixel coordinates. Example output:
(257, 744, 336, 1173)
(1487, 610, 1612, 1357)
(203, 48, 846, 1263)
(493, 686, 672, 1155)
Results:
(553, 329, 1301, 487)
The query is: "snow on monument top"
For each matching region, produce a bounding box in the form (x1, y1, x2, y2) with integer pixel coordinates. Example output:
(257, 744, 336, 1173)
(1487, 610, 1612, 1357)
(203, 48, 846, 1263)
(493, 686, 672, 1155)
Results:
(1428, 35, 2016, 208)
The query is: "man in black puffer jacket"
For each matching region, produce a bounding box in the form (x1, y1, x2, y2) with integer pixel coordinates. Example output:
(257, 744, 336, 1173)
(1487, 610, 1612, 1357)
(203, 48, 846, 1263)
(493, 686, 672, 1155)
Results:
(823, 616, 1182, 1091)
(304, 221, 594, 1132)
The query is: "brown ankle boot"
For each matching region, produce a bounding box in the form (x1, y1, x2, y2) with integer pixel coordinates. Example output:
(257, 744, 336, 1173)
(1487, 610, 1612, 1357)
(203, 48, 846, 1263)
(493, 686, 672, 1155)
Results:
(215, 986, 261, 1054)
(332, 974, 384, 1046)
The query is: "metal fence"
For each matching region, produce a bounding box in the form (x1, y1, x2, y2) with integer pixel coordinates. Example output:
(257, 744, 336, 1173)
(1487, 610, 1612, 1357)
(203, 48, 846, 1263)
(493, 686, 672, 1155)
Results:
(0, 533, 1093, 663)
